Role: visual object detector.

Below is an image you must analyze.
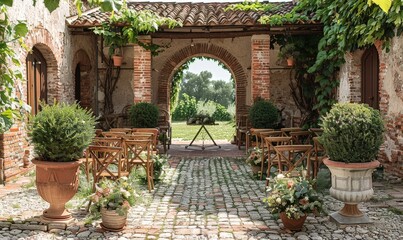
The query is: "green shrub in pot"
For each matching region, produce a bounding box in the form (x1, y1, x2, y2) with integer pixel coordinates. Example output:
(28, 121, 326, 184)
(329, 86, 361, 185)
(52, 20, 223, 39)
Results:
(319, 102, 384, 163)
(248, 99, 279, 129)
(29, 102, 97, 162)
(129, 102, 159, 128)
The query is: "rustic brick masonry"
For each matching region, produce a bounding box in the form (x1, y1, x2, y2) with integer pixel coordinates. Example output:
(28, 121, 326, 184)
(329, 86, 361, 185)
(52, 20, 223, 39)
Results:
(156, 43, 249, 115)
(133, 37, 153, 103)
(251, 35, 271, 101)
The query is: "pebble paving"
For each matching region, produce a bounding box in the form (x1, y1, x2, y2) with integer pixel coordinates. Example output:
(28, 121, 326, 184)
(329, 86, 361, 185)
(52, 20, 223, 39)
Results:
(0, 156, 403, 239)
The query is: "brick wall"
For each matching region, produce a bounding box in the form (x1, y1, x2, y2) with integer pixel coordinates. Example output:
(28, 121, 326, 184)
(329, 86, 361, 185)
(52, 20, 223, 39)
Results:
(251, 35, 270, 101)
(133, 37, 152, 103)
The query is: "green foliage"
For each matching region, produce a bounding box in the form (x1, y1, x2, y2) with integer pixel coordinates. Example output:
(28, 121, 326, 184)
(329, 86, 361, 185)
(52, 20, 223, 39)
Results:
(264, 173, 324, 220)
(29, 102, 96, 162)
(212, 103, 232, 121)
(319, 103, 384, 163)
(152, 154, 168, 180)
(246, 147, 264, 166)
(172, 94, 197, 121)
(231, 0, 403, 115)
(248, 99, 279, 129)
(129, 102, 159, 128)
(88, 177, 140, 221)
(92, 5, 181, 56)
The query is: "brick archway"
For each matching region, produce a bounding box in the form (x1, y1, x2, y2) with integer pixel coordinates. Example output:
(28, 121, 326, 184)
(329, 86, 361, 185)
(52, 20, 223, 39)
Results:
(72, 49, 92, 110)
(157, 43, 248, 114)
(23, 28, 60, 104)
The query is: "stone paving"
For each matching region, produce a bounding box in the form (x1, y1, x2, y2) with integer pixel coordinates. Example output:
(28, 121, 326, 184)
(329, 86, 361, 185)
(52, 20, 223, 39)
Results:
(0, 142, 403, 239)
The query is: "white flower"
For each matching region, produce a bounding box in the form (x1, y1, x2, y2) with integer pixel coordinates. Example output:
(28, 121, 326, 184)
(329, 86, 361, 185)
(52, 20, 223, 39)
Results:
(277, 174, 285, 179)
(276, 198, 282, 204)
(120, 188, 131, 198)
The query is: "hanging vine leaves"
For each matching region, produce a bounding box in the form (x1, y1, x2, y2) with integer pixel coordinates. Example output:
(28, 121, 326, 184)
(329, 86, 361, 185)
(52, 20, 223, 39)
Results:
(229, 0, 403, 115)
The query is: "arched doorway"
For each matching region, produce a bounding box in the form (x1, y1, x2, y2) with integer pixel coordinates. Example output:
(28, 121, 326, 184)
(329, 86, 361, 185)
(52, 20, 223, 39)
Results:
(72, 49, 92, 110)
(26, 47, 47, 115)
(157, 43, 248, 115)
(361, 45, 379, 109)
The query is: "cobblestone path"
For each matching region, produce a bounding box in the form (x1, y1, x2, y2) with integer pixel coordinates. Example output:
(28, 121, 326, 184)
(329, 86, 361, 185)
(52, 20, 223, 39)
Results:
(0, 157, 403, 239)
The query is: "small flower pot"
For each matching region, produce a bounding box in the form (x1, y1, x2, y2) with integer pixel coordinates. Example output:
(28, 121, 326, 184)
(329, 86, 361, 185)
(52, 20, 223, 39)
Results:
(112, 55, 123, 67)
(286, 57, 294, 66)
(280, 212, 307, 231)
(101, 208, 127, 231)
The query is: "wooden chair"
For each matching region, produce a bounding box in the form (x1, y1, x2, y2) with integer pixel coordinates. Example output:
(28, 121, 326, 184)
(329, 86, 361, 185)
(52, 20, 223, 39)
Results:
(110, 128, 132, 134)
(264, 136, 292, 185)
(273, 144, 313, 179)
(281, 127, 303, 137)
(236, 114, 251, 150)
(290, 131, 312, 145)
(132, 128, 159, 154)
(246, 128, 274, 151)
(309, 128, 323, 137)
(95, 129, 103, 137)
(101, 131, 127, 138)
(310, 137, 325, 178)
(87, 145, 129, 190)
(158, 109, 172, 153)
(258, 131, 283, 180)
(123, 139, 154, 192)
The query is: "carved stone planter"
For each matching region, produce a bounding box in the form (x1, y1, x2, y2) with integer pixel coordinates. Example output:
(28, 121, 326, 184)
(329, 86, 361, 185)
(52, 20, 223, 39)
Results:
(323, 158, 380, 225)
(32, 159, 81, 223)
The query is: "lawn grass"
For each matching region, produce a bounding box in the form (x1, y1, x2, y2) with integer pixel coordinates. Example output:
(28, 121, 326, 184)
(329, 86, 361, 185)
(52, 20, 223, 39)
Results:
(172, 121, 235, 141)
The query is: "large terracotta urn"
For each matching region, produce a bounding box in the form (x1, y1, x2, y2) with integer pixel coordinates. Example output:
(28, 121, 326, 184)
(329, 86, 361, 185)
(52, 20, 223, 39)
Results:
(32, 159, 81, 222)
(323, 158, 379, 225)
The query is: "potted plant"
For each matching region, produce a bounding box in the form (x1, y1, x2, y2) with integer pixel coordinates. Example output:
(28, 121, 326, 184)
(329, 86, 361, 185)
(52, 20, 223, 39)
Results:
(248, 99, 280, 129)
(93, 24, 127, 67)
(29, 102, 96, 222)
(129, 102, 159, 128)
(264, 173, 324, 231)
(246, 147, 265, 174)
(320, 103, 384, 225)
(152, 154, 168, 181)
(278, 43, 297, 66)
(88, 177, 139, 231)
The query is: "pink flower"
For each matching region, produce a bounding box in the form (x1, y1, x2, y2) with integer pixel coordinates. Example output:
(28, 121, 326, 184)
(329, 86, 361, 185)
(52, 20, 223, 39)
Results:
(287, 180, 294, 188)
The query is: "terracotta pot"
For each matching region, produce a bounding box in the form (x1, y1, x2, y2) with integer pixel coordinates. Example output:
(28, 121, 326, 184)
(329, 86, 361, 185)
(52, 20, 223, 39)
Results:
(112, 55, 123, 67)
(323, 158, 380, 225)
(286, 58, 294, 66)
(279, 212, 307, 231)
(101, 208, 127, 231)
(32, 159, 81, 222)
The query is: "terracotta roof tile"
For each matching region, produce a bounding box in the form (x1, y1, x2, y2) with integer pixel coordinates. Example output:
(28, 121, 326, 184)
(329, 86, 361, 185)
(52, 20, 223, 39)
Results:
(67, 1, 297, 28)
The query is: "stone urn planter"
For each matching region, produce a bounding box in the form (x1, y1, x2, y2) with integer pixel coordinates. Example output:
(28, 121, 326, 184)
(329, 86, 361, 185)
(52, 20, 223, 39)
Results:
(324, 158, 380, 224)
(100, 208, 127, 231)
(32, 159, 81, 222)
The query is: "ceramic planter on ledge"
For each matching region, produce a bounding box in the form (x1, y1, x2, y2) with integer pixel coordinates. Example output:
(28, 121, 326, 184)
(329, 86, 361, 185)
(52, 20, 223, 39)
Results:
(323, 158, 380, 225)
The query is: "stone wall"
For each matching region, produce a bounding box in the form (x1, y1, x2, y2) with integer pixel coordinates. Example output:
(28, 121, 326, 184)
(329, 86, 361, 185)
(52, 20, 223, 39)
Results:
(338, 35, 403, 178)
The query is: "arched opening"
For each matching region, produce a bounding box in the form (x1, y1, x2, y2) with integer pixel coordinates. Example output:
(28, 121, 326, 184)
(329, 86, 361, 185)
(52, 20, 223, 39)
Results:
(171, 57, 235, 123)
(361, 45, 379, 109)
(72, 49, 92, 110)
(26, 47, 47, 115)
(157, 43, 248, 117)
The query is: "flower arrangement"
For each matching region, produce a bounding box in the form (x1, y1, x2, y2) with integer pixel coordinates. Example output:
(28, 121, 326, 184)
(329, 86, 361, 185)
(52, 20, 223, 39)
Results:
(264, 173, 323, 220)
(88, 177, 138, 220)
(246, 147, 264, 166)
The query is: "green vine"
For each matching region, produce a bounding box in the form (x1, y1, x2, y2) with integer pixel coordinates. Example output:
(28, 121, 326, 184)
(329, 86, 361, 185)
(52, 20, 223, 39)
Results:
(231, 0, 403, 115)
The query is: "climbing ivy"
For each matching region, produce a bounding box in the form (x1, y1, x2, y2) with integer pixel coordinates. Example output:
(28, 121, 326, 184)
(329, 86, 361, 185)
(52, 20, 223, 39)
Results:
(230, 0, 403, 115)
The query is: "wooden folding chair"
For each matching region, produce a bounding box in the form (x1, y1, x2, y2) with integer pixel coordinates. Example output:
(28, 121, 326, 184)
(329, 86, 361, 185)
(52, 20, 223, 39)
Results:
(87, 145, 128, 190)
(236, 114, 250, 150)
(310, 137, 325, 178)
(123, 139, 154, 192)
(290, 131, 312, 145)
(264, 136, 292, 184)
(274, 144, 313, 179)
(281, 127, 303, 137)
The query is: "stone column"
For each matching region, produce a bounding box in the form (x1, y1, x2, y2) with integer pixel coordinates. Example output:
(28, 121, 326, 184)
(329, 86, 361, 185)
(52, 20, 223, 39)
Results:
(251, 34, 270, 102)
(133, 36, 152, 103)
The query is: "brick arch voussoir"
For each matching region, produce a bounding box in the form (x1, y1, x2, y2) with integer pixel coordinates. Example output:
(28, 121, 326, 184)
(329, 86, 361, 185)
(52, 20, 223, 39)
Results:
(23, 28, 61, 104)
(158, 43, 248, 114)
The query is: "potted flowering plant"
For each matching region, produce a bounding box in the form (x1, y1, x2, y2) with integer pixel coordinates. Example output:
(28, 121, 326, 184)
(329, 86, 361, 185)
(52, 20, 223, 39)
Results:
(88, 177, 138, 231)
(246, 147, 265, 174)
(264, 173, 323, 231)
